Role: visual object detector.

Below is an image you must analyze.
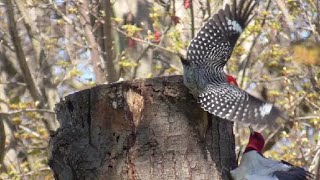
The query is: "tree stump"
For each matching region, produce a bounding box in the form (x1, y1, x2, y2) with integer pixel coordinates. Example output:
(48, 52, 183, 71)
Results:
(49, 75, 236, 180)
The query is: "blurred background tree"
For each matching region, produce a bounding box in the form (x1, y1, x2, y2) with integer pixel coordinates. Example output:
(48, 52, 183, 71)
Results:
(0, 0, 319, 179)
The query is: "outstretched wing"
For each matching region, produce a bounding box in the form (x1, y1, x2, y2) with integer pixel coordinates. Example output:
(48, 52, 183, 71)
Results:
(186, 0, 256, 68)
(199, 84, 281, 126)
(272, 160, 314, 180)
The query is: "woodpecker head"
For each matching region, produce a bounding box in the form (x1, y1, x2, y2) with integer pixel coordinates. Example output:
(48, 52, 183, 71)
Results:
(244, 126, 265, 153)
(227, 75, 238, 86)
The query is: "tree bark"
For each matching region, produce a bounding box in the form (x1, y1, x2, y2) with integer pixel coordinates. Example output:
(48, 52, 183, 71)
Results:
(49, 75, 236, 180)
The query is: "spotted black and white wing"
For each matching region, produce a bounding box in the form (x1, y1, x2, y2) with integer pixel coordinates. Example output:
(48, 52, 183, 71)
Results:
(199, 84, 281, 126)
(186, 0, 256, 68)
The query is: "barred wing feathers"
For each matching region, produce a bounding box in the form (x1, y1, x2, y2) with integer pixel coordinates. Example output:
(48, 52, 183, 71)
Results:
(199, 84, 281, 126)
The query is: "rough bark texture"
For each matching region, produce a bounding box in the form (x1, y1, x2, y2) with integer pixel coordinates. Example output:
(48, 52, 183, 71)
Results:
(49, 75, 236, 180)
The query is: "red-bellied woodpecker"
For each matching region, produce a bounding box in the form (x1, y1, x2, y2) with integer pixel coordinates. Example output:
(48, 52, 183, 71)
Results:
(230, 127, 314, 180)
(181, 0, 282, 127)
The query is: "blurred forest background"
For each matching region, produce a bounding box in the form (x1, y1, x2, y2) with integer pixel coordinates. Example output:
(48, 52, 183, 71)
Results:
(0, 0, 319, 179)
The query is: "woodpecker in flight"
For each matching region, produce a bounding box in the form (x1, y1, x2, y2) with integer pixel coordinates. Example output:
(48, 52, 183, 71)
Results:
(230, 127, 314, 180)
(181, 0, 282, 127)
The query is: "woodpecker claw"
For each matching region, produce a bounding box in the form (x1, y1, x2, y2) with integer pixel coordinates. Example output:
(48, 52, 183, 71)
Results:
(249, 125, 254, 135)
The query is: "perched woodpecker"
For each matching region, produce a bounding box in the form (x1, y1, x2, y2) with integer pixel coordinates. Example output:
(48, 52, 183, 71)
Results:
(181, 0, 282, 127)
(230, 127, 314, 180)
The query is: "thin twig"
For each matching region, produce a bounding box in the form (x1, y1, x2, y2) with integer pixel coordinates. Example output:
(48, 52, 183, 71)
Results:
(0, 109, 55, 116)
(18, 125, 41, 138)
(307, 66, 320, 92)
(207, 0, 211, 17)
(249, 74, 300, 83)
(132, 46, 151, 79)
(262, 126, 283, 153)
(273, 0, 296, 35)
(153, 24, 172, 51)
(239, 0, 272, 88)
(298, 0, 319, 38)
(0, 82, 27, 86)
(48, 0, 83, 35)
(4, 0, 44, 106)
(0, 35, 15, 51)
(299, 146, 308, 166)
(0, 167, 51, 179)
(198, 1, 207, 21)
(316, 162, 320, 180)
(113, 27, 181, 56)
(317, 0, 320, 39)
(305, 98, 320, 111)
(190, 0, 195, 38)
(295, 116, 320, 120)
(309, 140, 320, 175)
(153, 56, 182, 75)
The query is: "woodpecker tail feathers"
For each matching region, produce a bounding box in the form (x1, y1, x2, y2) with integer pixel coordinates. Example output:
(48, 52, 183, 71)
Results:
(273, 160, 315, 180)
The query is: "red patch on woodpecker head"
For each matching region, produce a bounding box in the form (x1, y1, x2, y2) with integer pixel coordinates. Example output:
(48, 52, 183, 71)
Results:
(244, 131, 265, 153)
(227, 75, 238, 87)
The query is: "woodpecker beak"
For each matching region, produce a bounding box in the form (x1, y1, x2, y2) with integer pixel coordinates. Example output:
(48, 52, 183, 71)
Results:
(249, 125, 254, 135)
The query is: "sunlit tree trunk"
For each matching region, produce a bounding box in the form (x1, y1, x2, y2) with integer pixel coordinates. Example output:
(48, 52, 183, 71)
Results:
(49, 76, 236, 180)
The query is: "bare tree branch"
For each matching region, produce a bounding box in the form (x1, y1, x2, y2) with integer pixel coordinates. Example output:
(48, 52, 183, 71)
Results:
(132, 24, 172, 79)
(206, 0, 211, 17)
(305, 98, 320, 111)
(101, 0, 118, 83)
(4, 0, 44, 106)
(0, 117, 5, 168)
(0, 34, 15, 52)
(78, 0, 106, 83)
(18, 125, 41, 138)
(0, 109, 55, 116)
(309, 139, 320, 178)
(114, 27, 181, 56)
(49, 0, 84, 35)
(0, 82, 27, 86)
(273, 0, 296, 35)
(295, 116, 320, 121)
(190, 0, 195, 38)
(0, 167, 51, 180)
(239, 0, 271, 88)
(14, 0, 42, 65)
